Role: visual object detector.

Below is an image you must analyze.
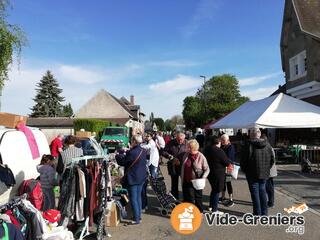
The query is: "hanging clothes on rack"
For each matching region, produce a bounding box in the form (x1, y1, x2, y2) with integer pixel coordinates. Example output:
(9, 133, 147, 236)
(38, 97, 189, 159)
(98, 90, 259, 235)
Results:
(0, 221, 24, 240)
(58, 155, 112, 239)
(0, 195, 73, 240)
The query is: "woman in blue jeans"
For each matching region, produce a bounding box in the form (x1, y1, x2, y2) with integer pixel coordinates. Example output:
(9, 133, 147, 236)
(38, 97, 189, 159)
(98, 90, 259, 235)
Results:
(116, 135, 147, 224)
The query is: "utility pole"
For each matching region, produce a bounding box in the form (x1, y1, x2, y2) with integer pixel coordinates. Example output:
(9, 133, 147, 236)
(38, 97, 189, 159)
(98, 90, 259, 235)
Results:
(200, 75, 207, 118)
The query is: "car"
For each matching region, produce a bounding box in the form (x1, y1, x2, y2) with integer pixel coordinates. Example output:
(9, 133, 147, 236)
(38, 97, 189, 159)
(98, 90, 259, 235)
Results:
(76, 136, 105, 156)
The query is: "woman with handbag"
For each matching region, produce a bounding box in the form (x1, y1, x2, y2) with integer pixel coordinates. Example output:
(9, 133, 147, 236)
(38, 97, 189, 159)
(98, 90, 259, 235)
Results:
(180, 139, 210, 213)
(116, 135, 147, 225)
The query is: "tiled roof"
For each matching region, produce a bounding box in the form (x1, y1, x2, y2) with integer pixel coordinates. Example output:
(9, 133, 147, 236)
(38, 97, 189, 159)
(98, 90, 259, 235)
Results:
(27, 117, 74, 127)
(293, 0, 320, 39)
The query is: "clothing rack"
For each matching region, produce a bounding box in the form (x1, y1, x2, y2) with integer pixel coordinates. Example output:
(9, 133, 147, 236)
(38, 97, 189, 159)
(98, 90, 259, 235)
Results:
(0, 194, 27, 213)
(66, 155, 108, 168)
(64, 155, 112, 239)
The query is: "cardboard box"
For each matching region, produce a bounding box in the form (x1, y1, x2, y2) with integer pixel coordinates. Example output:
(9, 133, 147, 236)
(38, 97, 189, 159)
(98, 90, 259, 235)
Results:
(0, 112, 27, 129)
(105, 202, 120, 227)
(75, 131, 92, 138)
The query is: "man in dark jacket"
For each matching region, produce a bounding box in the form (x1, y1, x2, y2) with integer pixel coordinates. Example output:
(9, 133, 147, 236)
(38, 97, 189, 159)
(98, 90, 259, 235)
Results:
(241, 128, 274, 216)
(204, 136, 233, 214)
(116, 135, 147, 224)
(195, 131, 205, 150)
(162, 132, 188, 200)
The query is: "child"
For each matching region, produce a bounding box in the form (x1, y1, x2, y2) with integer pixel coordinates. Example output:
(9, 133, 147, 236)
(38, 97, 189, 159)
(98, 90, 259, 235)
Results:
(37, 154, 58, 211)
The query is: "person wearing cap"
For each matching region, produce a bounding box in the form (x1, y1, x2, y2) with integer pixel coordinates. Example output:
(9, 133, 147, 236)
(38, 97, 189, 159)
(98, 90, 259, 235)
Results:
(240, 128, 274, 216)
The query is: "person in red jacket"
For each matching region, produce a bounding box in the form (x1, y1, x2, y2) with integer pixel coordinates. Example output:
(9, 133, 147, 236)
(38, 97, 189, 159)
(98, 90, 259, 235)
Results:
(50, 134, 64, 159)
(163, 133, 171, 145)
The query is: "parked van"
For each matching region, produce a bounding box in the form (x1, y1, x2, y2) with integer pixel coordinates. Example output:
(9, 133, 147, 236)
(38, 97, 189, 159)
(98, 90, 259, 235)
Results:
(0, 127, 50, 205)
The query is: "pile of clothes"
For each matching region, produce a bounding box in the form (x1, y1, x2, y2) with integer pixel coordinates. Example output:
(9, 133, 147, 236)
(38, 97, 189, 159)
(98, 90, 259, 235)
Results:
(0, 196, 73, 240)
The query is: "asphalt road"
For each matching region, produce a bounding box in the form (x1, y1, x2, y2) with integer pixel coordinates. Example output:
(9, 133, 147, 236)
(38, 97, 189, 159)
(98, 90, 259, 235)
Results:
(104, 165, 320, 240)
(275, 164, 320, 212)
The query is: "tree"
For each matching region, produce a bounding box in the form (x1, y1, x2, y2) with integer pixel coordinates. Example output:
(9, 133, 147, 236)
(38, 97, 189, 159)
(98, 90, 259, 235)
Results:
(30, 71, 65, 117)
(182, 96, 203, 130)
(164, 119, 175, 131)
(153, 118, 165, 131)
(62, 103, 73, 117)
(0, 0, 27, 109)
(171, 115, 184, 125)
(182, 74, 249, 129)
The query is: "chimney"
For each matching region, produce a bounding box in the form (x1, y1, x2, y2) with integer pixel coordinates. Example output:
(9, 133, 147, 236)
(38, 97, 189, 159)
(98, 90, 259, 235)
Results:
(130, 95, 135, 105)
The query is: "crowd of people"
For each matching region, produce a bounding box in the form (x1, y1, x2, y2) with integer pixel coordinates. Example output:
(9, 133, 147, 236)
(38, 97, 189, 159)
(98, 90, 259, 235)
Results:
(113, 128, 276, 224)
(41, 128, 276, 227)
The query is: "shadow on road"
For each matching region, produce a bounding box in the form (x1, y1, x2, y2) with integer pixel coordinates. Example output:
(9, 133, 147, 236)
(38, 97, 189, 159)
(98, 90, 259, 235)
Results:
(234, 199, 253, 206)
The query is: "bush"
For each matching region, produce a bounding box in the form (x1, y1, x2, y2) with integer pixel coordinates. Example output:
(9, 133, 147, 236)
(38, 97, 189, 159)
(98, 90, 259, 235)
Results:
(73, 119, 117, 139)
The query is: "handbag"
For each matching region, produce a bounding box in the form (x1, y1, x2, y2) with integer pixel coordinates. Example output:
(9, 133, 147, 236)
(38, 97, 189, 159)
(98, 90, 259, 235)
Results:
(120, 149, 144, 188)
(190, 159, 206, 190)
(0, 164, 16, 187)
(231, 164, 240, 180)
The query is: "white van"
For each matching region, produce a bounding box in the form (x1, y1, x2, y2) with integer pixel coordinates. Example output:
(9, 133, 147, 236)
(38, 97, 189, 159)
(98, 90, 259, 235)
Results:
(0, 127, 50, 205)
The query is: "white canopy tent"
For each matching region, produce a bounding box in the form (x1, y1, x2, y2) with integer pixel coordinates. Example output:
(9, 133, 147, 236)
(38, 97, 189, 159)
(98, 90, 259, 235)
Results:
(211, 93, 320, 129)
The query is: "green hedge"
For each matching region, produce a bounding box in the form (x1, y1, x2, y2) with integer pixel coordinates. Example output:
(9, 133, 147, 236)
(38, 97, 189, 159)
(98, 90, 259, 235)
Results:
(73, 119, 116, 139)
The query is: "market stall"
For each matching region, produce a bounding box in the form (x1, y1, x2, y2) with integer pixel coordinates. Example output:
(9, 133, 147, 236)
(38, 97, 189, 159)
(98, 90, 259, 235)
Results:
(210, 93, 320, 169)
(211, 93, 320, 129)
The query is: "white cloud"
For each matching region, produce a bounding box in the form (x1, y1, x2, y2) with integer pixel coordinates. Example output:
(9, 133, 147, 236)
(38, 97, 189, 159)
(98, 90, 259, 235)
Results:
(148, 60, 200, 68)
(239, 72, 282, 87)
(1, 61, 143, 115)
(241, 86, 278, 101)
(149, 74, 201, 93)
(137, 89, 194, 120)
(57, 65, 106, 84)
(2, 66, 45, 115)
(56, 63, 144, 85)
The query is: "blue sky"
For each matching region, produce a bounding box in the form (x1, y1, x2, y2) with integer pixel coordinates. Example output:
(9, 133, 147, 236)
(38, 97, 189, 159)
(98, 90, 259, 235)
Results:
(2, 0, 285, 119)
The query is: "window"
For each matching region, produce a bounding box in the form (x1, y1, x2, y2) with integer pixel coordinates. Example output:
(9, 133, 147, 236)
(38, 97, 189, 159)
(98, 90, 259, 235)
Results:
(304, 57, 307, 71)
(289, 50, 307, 81)
(103, 128, 125, 136)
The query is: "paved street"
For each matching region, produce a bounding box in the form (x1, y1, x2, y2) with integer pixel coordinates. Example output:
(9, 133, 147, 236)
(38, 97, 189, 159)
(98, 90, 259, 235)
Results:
(275, 164, 320, 212)
(106, 165, 320, 240)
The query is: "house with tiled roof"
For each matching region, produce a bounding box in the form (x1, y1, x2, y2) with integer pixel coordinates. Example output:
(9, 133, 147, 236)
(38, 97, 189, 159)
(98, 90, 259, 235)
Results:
(280, 0, 320, 105)
(75, 89, 145, 132)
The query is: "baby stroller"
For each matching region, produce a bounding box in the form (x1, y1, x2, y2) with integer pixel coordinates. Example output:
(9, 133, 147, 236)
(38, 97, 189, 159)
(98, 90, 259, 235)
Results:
(148, 167, 179, 216)
(301, 158, 312, 173)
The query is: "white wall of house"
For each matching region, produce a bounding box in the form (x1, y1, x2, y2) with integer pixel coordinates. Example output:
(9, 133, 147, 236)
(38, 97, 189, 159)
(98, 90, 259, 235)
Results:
(289, 50, 307, 81)
(39, 128, 74, 143)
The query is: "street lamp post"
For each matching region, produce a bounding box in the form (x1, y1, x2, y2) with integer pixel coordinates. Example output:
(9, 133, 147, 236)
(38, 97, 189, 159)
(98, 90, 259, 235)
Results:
(200, 75, 207, 117)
